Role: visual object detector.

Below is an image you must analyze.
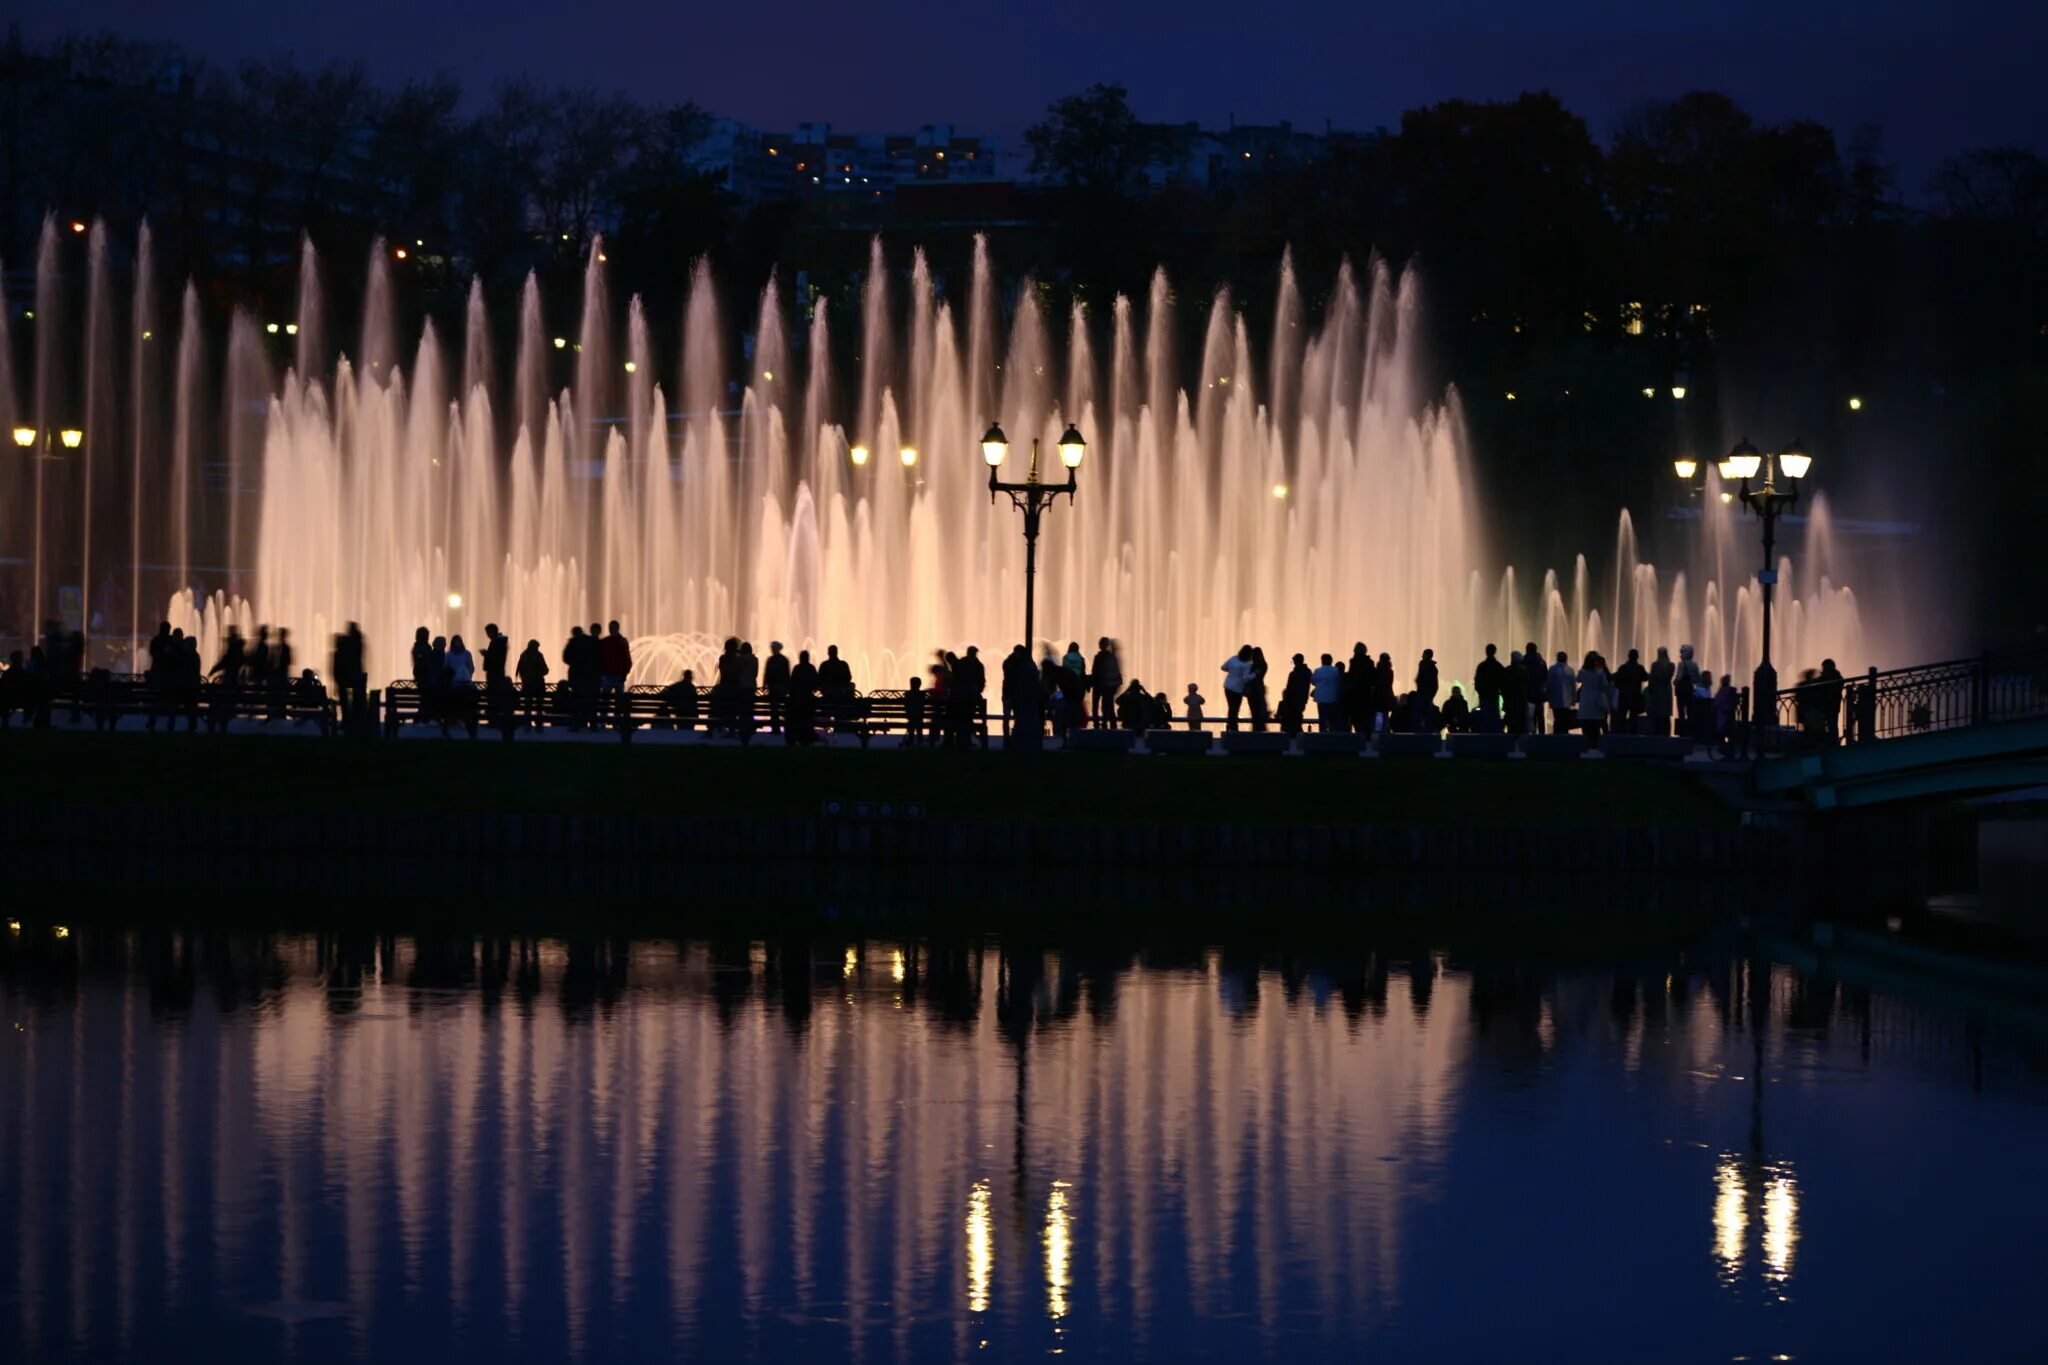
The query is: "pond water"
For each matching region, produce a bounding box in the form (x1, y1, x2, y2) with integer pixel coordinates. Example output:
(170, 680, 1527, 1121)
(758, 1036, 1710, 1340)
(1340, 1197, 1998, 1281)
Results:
(2, 926, 2042, 1363)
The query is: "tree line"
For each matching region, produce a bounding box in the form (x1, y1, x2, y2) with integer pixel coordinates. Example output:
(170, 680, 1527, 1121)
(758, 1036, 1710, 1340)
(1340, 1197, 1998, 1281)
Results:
(5, 33, 2046, 627)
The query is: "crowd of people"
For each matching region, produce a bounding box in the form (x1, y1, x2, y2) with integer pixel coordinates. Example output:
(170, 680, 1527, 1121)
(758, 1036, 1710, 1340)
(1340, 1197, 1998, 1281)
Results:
(0, 613, 1870, 754)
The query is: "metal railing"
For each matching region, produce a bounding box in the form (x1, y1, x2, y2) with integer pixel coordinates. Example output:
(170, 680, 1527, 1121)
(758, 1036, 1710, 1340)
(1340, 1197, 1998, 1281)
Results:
(1772, 649, 2048, 744)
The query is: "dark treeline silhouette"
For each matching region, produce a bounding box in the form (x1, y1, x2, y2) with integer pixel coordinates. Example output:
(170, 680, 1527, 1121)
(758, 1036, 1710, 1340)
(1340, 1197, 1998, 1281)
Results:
(5, 35, 2045, 624)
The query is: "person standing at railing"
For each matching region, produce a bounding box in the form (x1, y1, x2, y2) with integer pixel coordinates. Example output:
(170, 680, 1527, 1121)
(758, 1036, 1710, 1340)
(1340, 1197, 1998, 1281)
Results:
(763, 642, 791, 735)
(516, 639, 549, 726)
(601, 622, 633, 726)
(1815, 659, 1845, 745)
(481, 624, 508, 689)
(1647, 647, 1675, 737)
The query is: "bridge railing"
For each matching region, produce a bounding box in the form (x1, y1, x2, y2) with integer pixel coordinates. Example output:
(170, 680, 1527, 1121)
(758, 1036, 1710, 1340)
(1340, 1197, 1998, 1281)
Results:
(1773, 649, 2048, 743)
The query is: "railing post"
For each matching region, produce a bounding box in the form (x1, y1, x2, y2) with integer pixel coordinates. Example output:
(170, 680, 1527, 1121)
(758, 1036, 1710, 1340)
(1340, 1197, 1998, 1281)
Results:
(1973, 651, 1991, 727)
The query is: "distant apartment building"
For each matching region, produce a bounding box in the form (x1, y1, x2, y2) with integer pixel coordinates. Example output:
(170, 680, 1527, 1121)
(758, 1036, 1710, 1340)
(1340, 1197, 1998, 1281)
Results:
(692, 121, 1003, 207)
(1140, 119, 1380, 191)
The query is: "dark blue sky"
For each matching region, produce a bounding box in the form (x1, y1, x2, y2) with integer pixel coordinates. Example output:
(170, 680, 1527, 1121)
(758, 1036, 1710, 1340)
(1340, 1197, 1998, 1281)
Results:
(27, 0, 2047, 193)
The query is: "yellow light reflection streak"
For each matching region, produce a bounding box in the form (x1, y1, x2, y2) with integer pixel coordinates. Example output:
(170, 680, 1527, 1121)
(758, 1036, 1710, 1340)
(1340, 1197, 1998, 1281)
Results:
(1712, 1157, 1745, 1275)
(966, 1180, 993, 1314)
(891, 949, 906, 983)
(1762, 1169, 1798, 1282)
(1045, 1181, 1072, 1321)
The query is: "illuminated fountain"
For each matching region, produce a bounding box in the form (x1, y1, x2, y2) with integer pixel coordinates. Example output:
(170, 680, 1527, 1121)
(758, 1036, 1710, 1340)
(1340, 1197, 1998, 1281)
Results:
(4, 214, 1878, 693)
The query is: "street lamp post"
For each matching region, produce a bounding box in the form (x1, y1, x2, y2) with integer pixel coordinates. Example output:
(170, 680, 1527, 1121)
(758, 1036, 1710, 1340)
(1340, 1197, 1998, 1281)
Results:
(984, 421, 1085, 655)
(13, 426, 84, 636)
(1719, 436, 1812, 716)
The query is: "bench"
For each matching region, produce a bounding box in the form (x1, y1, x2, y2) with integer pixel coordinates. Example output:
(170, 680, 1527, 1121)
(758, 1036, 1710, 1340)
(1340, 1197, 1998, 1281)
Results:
(1520, 733, 1589, 760)
(1598, 734, 1694, 762)
(1299, 731, 1369, 756)
(1144, 729, 1214, 755)
(1446, 733, 1515, 759)
(18, 672, 337, 734)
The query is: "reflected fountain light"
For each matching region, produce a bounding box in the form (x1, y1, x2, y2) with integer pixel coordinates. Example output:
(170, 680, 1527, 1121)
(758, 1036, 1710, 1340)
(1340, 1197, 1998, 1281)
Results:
(890, 949, 906, 983)
(1713, 1156, 1746, 1278)
(1045, 1181, 1072, 1323)
(966, 1179, 993, 1315)
(1763, 1167, 1799, 1284)
(842, 947, 858, 979)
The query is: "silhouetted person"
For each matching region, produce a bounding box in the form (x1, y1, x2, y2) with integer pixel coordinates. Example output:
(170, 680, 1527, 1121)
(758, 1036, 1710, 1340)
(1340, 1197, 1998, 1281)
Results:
(1413, 649, 1439, 730)
(1090, 637, 1122, 728)
(1344, 643, 1372, 733)
(1039, 649, 1068, 740)
(1312, 653, 1342, 731)
(1061, 642, 1087, 735)
(516, 639, 548, 724)
(1522, 643, 1547, 734)
(447, 634, 475, 686)
(1575, 651, 1612, 743)
(1503, 650, 1530, 735)
(1116, 678, 1151, 730)
(904, 675, 926, 744)
(1546, 650, 1576, 735)
(1002, 644, 1041, 748)
(786, 649, 818, 745)
(818, 644, 852, 735)
(411, 626, 436, 688)
(1713, 674, 1739, 756)
(0, 650, 22, 728)
(333, 622, 367, 729)
(1441, 684, 1471, 733)
(1648, 646, 1676, 736)
(1184, 683, 1206, 731)
(662, 669, 700, 730)
(1474, 643, 1504, 719)
(763, 641, 791, 733)
(600, 621, 632, 724)
(293, 668, 332, 736)
(563, 626, 598, 729)
(248, 625, 272, 688)
(1613, 648, 1648, 733)
(1279, 653, 1312, 735)
(1815, 657, 1845, 744)
(481, 624, 509, 688)
(953, 645, 987, 748)
(1221, 645, 1253, 731)
(1247, 647, 1272, 730)
(87, 666, 116, 732)
(1375, 652, 1396, 732)
(267, 627, 295, 721)
(1675, 644, 1705, 742)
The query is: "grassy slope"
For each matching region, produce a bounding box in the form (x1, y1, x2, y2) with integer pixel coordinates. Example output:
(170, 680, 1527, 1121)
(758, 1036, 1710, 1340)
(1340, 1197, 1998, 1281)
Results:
(0, 730, 1737, 828)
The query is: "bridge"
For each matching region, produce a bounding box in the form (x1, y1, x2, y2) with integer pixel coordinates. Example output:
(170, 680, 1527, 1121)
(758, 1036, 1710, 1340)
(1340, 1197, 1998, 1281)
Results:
(1756, 651, 2048, 808)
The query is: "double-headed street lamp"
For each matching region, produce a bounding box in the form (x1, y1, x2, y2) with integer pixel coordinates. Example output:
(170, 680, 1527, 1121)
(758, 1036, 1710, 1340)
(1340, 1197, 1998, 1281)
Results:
(12, 426, 83, 458)
(984, 421, 1085, 654)
(1719, 436, 1813, 708)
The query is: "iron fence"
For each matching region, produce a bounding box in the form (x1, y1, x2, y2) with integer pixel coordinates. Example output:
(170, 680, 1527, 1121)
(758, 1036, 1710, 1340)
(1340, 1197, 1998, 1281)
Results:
(1772, 650, 2048, 743)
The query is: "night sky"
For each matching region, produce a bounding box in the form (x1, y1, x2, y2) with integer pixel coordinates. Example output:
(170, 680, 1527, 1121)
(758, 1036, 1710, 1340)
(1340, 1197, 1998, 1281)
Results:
(24, 1, 2047, 195)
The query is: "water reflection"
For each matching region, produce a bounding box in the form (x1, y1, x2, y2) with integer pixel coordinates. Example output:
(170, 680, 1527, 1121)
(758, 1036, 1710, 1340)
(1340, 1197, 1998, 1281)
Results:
(0, 930, 2040, 1363)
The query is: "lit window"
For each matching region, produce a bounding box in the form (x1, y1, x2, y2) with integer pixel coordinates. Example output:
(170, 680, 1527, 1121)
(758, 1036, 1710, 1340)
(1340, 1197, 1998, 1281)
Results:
(1622, 302, 1644, 337)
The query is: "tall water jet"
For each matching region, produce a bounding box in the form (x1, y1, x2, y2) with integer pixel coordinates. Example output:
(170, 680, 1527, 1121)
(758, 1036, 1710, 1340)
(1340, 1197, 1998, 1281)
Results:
(31, 216, 60, 627)
(83, 220, 116, 638)
(129, 223, 157, 657)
